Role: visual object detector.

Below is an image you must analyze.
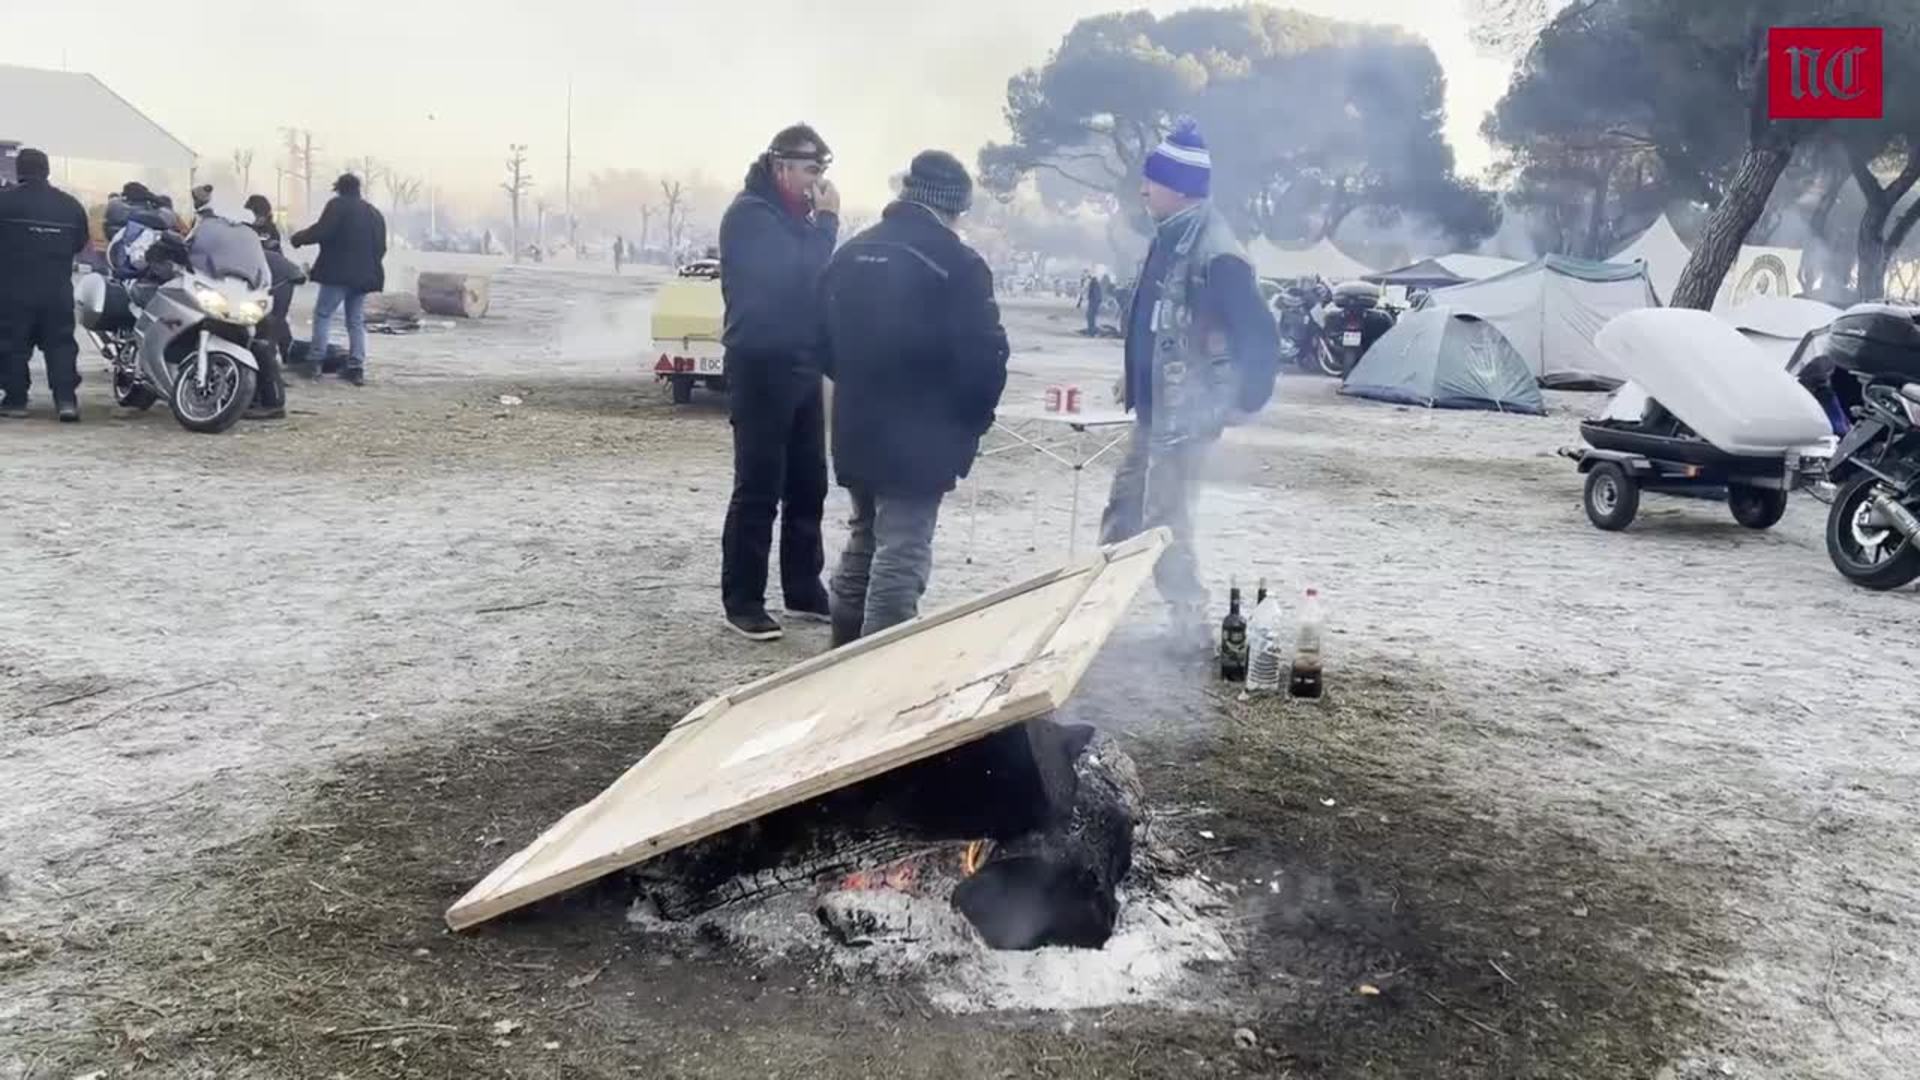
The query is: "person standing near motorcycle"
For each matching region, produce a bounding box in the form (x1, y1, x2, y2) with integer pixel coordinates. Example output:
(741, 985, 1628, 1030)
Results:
(716, 124, 839, 641)
(290, 173, 387, 386)
(0, 148, 91, 422)
(819, 150, 1009, 646)
(1101, 118, 1278, 646)
(243, 194, 296, 419)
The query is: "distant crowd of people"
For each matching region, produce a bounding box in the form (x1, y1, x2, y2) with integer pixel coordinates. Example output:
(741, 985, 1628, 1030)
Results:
(0, 152, 390, 422)
(714, 116, 1276, 651)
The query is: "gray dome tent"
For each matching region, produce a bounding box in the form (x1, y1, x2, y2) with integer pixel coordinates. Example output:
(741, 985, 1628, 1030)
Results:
(1339, 306, 1546, 415)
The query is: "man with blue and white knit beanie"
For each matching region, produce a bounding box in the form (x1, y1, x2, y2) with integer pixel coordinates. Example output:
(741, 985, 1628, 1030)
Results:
(1102, 117, 1279, 649)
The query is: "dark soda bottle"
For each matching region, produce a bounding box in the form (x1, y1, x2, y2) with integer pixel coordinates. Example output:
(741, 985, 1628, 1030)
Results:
(1219, 586, 1248, 682)
(1288, 587, 1324, 699)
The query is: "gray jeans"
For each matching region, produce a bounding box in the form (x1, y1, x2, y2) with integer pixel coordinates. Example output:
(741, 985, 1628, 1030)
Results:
(1099, 422, 1211, 614)
(831, 489, 944, 644)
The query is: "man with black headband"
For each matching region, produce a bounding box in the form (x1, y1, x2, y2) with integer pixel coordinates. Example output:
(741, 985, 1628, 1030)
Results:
(715, 124, 840, 641)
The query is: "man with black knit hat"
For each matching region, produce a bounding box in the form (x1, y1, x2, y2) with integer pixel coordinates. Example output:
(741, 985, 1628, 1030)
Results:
(716, 124, 840, 641)
(819, 150, 1009, 645)
(0, 148, 91, 421)
(1101, 118, 1278, 646)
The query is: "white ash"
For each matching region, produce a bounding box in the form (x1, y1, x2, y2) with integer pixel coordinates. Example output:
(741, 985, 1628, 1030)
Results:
(626, 872, 1234, 1014)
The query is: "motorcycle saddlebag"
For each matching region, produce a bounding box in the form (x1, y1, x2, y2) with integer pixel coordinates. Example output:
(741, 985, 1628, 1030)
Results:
(1827, 303, 1920, 380)
(74, 275, 135, 333)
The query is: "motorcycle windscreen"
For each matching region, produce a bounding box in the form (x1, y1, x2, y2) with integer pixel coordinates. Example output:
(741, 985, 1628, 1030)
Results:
(188, 218, 270, 290)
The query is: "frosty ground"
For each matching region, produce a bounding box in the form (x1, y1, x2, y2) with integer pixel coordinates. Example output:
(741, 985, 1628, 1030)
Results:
(2, 257, 1917, 1079)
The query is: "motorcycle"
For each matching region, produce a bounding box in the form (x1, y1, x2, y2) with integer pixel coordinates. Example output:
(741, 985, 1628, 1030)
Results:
(1320, 280, 1397, 379)
(1818, 302, 1920, 590)
(74, 216, 272, 434)
(1272, 277, 1334, 375)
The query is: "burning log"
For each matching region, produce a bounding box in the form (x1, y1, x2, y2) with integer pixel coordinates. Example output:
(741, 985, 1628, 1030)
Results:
(416, 271, 490, 319)
(950, 729, 1143, 950)
(629, 719, 1146, 953)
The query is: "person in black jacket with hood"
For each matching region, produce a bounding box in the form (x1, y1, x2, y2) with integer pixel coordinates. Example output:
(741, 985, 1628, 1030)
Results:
(819, 151, 1009, 646)
(0, 148, 90, 421)
(716, 124, 839, 641)
(291, 173, 386, 386)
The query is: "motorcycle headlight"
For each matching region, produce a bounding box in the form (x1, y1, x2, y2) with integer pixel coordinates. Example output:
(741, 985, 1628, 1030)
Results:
(192, 286, 231, 316)
(230, 299, 268, 325)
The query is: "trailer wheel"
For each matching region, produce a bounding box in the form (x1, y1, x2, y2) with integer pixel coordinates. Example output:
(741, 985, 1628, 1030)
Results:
(1728, 484, 1789, 529)
(670, 375, 695, 405)
(1584, 462, 1639, 531)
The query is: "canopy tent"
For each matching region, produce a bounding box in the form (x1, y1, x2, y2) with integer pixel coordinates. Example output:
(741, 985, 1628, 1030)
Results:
(1428, 255, 1660, 390)
(1339, 307, 1545, 414)
(1248, 236, 1374, 283)
(1364, 253, 1524, 289)
(0, 65, 194, 171)
(1611, 213, 1806, 309)
(1611, 213, 1691, 303)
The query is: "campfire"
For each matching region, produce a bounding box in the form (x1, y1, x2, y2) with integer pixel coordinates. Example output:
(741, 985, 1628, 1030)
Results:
(630, 718, 1148, 952)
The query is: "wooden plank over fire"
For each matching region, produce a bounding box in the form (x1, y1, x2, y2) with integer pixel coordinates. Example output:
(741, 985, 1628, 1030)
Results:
(445, 529, 1169, 930)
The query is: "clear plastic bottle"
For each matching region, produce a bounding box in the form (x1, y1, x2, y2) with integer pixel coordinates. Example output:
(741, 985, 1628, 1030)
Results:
(1244, 588, 1286, 695)
(1288, 587, 1325, 699)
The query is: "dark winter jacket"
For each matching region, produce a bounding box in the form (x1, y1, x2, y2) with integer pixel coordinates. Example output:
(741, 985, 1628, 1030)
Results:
(718, 163, 837, 364)
(249, 219, 283, 253)
(0, 178, 89, 305)
(291, 193, 387, 293)
(1124, 205, 1279, 427)
(821, 201, 1011, 497)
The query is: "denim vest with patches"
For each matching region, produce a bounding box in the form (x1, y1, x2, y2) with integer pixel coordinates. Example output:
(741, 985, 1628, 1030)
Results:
(1142, 203, 1249, 444)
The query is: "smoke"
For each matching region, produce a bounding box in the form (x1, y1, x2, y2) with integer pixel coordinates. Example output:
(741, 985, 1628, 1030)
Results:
(556, 295, 658, 362)
(1332, 209, 1469, 269)
(1476, 203, 1548, 262)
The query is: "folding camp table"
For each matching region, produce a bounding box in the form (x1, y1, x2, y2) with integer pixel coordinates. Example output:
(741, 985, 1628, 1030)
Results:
(966, 405, 1135, 561)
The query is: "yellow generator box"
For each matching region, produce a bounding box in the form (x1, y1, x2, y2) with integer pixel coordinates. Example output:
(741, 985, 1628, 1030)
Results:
(651, 277, 723, 344)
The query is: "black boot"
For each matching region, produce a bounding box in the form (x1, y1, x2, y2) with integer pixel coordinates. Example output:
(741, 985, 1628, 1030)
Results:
(55, 396, 80, 423)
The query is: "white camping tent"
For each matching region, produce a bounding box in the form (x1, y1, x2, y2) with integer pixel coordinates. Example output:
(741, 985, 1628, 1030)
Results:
(1427, 256, 1661, 389)
(1722, 295, 1841, 367)
(0, 66, 194, 171)
(1612, 214, 1691, 303)
(1719, 244, 1804, 310)
(1611, 213, 1805, 309)
(1248, 236, 1373, 283)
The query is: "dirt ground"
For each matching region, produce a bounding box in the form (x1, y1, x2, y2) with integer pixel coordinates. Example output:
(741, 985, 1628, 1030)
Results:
(3, 256, 1917, 1079)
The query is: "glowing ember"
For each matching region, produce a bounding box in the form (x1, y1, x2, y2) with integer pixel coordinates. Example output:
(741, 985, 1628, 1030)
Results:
(831, 841, 994, 894)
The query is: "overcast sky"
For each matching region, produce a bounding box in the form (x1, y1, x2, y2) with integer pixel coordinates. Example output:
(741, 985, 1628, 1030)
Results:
(4, 0, 1512, 212)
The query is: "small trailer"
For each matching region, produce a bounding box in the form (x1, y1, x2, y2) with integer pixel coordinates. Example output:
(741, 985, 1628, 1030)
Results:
(650, 258, 725, 405)
(1564, 309, 1835, 532)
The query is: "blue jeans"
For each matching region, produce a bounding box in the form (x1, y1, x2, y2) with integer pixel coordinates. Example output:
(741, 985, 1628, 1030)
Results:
(1100, 422, 1210, 615)
(830, 489, 943, 645)
(309, 285, 368, 369)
